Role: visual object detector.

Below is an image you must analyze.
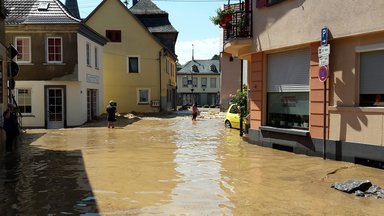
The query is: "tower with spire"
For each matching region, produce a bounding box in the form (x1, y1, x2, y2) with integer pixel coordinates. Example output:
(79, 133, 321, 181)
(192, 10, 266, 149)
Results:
(65, 0, 80, 18)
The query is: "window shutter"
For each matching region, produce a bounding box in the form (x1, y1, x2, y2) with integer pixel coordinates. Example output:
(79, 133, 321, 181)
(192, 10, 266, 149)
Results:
(256, 0, 267, 8)
(360, 50, 384, 94)
(267, 48, 310, 93)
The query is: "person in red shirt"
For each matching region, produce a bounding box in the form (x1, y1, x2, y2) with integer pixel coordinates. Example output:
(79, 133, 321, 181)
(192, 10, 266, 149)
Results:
(192, 102, 199, 121)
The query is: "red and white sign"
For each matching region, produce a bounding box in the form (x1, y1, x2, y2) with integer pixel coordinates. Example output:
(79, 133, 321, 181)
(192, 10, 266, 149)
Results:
(318, 66, 328, 82)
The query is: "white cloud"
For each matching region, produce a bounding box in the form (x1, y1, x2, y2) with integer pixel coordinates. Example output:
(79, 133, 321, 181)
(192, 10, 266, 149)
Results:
(176, 37, 221, 65)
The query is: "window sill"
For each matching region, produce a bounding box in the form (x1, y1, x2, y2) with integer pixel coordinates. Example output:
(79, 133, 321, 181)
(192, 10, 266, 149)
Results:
(260, 126, 309, 136)
(329, 106, 384, 113)
(43, 62, 66, 66)
(138, 102, 149, 105)
(17, 62, 34, 65)
(20, 114, 35, 118)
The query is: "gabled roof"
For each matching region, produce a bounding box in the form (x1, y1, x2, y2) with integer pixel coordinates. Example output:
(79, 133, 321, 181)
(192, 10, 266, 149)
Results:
(5, 0, 81, 25)
(178, 59, 221, 75)
(84, 0, 177, 60)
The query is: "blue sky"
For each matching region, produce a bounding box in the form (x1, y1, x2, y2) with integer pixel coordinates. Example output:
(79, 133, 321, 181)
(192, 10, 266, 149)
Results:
(66, 0, 226, 64)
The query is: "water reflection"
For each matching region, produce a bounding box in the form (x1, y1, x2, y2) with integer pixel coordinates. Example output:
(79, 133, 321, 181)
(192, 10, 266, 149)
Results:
(0, 117, 383, 215)
(0, 135, 98, 215)
(162, 119, 234, 214)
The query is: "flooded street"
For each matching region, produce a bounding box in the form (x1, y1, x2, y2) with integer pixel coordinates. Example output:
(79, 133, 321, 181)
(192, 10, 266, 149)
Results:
(1, 115, 384, 215)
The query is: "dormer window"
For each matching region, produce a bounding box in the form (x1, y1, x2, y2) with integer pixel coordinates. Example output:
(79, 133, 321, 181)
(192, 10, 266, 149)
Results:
(210, 64, 217, 72)
(192, 65, 198, 72)
(38, 3, 50, 11)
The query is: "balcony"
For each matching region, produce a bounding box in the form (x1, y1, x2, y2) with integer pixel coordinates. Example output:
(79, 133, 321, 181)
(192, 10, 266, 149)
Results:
(222, 0, 253, 57)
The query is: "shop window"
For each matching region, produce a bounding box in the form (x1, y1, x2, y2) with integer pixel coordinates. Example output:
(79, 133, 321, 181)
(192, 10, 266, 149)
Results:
(266, 48, 310, 129)
(359, 50, 384, 107)
(267, 92, 309, 129)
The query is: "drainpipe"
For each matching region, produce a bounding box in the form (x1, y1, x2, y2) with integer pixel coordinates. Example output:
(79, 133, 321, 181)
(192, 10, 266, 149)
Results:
(159, 50, 162, 112)
(240, 59, 244, 137)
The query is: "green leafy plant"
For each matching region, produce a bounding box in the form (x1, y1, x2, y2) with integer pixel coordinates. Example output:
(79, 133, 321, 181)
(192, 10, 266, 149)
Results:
(230, 84, 248, 117)
(210, 7, 235, 26)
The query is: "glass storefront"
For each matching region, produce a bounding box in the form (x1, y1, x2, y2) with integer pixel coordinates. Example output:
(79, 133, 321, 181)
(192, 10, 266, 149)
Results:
(267, 92, 309, 129)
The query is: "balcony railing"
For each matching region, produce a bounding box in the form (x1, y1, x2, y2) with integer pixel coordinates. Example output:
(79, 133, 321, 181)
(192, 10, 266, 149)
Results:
(223, 0, 252, 42)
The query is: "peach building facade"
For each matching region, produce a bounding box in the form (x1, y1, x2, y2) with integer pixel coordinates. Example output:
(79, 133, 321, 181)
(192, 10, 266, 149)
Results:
(223, 0, 384, 167)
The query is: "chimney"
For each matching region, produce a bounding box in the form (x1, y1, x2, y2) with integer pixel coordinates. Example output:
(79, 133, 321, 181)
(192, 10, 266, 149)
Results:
(65, 0, 80, 18)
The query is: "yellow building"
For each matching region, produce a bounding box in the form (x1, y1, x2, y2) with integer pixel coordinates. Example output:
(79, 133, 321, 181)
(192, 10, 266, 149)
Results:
(85, 0, 178, 113)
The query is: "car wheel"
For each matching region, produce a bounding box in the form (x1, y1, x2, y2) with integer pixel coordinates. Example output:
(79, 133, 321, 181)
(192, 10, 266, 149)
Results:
(225, 120, 232, 128)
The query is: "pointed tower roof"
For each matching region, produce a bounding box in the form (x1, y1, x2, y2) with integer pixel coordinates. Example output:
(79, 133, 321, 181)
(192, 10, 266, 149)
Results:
(130, 0, 167, 15)
(65, 0, 80, 18)
(130, 0, 178, 54)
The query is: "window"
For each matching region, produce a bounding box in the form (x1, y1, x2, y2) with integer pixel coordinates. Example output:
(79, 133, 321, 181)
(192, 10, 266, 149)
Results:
(192, 65, 198, 72)
(47, 37, 62, 63)
(192, 77, 198, 87)
(16, 88, 32, 114)
(359, 50, 384, 107)
(106, 30, 121, 42)
(210, 78, 216, 88)
(128, 56, 139, 73)
(94, 46, 99, 69)
(201, 78, 207, 88)
(267, 48, 310, 129)
(15, 37, 31, 63)
(137, 88, 150, 104)
(86, 43, 91, 66)
(182, 77, 188, 87)
(210, 64, 217, 72)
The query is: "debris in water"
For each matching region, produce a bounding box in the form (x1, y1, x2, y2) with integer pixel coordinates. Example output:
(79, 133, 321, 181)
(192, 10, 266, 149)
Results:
(332, 179, 384, 199)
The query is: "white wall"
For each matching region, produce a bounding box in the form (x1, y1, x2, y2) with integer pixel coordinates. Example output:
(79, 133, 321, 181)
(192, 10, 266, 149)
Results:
(77, 33, 104, 116)
(15, 81, 86, 127)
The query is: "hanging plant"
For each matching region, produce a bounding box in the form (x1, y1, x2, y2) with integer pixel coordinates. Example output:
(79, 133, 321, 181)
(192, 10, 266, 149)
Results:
(210, 7, 235, 28)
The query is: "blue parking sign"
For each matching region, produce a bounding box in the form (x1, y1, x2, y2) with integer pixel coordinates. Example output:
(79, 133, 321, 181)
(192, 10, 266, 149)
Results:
(321, 27, 328, 46)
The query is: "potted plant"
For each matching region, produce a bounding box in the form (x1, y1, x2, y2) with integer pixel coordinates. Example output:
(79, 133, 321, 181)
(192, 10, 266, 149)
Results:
(210, 7, 235, 28)
(237, 13, 249, 36)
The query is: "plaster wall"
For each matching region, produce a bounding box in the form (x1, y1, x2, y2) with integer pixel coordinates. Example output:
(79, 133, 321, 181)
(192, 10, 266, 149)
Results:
(85, 0, 163, 113)
(253, 0, 384, 52)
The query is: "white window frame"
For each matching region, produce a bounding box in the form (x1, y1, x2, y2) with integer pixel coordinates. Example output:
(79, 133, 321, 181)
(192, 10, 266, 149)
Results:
(127, 55, 140, 73)
(16, 88, 32, 114)
(137, 88, 151, 104)
(182, 77, 188, 87)
(15, 36, 32, 63)
(86, 42, 91, 67)
(201, 77, 207, 88)
(46, 37, 63, 63)
(210, 77, 217, 88)
(94, 46, 99, 69)
(192, 77, 198, 87)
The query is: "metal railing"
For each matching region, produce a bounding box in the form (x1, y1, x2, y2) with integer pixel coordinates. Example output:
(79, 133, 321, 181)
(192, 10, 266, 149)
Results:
(223, 0, 252, 42)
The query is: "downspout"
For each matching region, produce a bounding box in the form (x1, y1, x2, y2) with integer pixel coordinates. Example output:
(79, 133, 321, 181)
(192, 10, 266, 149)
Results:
(159, 50, 162, 112)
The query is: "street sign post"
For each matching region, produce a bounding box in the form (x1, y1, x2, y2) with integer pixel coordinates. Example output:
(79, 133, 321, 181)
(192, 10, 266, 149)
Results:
(319, 27, 329, 160)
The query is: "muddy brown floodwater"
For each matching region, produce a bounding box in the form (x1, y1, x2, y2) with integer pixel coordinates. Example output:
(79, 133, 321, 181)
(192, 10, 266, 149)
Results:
(0, 116, 383, 215)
